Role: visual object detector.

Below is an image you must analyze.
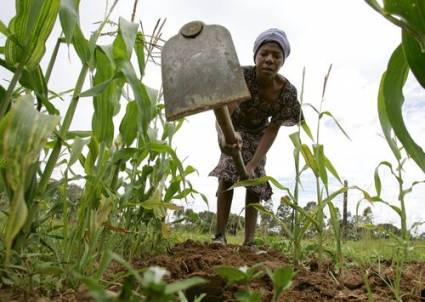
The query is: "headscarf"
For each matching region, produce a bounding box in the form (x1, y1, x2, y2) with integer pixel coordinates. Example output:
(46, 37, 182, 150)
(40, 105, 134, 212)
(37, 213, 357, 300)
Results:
(253, 28, 290, 60)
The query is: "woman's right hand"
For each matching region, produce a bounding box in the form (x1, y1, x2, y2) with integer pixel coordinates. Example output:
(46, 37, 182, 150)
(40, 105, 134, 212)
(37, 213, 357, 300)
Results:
(219, 132, 243, 155)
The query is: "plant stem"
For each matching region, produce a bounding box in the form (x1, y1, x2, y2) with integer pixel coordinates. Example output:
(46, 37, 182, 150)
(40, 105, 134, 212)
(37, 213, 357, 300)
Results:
(38, 64, 89, 194)
(293, 156, 301, 264)
(314, 65, 332, 259)
(292, 67, 305, 265)
(131, 0, 139, 22)
(45, 38, 63, 84)
(0, 60, 25, 119)
(316, 176, 324, 258)
(397, 159, 408, 259)
(110, 159, 121, 191)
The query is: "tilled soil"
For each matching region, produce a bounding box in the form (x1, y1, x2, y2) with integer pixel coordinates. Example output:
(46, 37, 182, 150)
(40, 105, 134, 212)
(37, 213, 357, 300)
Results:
(2, 240, 425, 301)
(131, 240, 425, 302)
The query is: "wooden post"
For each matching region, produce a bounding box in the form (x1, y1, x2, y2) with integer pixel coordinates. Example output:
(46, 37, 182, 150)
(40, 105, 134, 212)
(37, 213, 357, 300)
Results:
(342, 180, 348, 240)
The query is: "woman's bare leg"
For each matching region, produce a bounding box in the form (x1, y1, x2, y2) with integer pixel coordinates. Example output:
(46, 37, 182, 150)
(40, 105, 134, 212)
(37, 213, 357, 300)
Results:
(244, 189, 260, 244)
(215, 179, 234, 236)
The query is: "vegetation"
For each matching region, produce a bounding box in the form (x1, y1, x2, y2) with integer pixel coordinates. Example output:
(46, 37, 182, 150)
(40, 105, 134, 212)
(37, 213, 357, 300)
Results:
(0, 0, 205, 299)
(0, 0, 425, 301)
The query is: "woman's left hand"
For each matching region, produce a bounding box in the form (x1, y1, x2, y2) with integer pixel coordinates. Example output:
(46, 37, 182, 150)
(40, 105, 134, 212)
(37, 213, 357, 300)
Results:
(245, 161, 257, 179)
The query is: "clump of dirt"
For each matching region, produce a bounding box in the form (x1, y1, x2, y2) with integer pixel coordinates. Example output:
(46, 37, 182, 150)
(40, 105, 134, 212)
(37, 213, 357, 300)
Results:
(132, 240, 289, 301)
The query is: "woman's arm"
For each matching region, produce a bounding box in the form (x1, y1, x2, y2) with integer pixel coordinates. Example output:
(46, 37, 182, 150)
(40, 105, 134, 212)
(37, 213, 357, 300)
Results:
(215, 102, 242, 154)
(246, 123, 280, 176)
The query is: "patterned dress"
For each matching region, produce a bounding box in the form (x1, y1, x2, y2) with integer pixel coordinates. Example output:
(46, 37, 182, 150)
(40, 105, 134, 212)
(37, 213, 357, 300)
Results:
(209, 66, 303, 201)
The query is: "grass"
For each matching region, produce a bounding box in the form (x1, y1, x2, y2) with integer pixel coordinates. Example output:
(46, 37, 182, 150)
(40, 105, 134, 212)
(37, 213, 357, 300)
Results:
(171, 229, 425, 263)
(342, 238, 425, 262)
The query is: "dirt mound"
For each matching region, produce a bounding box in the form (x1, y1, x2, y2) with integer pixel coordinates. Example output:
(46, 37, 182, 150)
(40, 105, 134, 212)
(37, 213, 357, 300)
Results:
(2, 240, 425, 301)
(133, 240, 425, 302)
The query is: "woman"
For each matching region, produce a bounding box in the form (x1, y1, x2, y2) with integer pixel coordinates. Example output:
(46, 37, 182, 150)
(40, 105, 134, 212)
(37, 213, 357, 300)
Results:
(209, 28, 303, 246)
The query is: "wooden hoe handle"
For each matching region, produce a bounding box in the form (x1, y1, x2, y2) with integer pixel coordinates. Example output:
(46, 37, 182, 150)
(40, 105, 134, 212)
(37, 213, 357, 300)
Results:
(214, 106, 249, 180)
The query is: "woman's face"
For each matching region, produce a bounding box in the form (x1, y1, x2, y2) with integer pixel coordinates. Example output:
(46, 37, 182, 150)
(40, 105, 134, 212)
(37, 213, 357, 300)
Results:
(254, 42, 284, 77)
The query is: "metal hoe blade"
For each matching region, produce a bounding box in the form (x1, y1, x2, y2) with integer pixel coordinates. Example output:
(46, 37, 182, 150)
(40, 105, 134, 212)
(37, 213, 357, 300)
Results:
(161, 21, 251, 121)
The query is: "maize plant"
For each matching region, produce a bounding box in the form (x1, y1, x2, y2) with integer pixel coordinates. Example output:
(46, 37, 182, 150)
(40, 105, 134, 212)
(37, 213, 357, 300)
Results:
(0, 0, 202, 277)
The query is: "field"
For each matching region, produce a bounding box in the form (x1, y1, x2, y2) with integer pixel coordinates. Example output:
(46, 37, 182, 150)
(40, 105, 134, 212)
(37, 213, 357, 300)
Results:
(1, 0, 425, 301)
(2, 232, 425, 301)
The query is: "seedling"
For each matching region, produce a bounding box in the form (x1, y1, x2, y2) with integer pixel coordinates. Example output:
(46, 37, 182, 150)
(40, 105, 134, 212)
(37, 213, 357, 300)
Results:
(215, 264, 294, 302)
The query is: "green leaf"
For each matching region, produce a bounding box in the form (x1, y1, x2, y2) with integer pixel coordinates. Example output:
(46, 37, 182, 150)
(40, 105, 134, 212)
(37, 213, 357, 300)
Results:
(79, 77, 115, 97)
(374, 165, 382, 196)
(59, 0, 79, 44)
(364, 0, 382, 12)
(146, 142, 184, 176)
(377, 200, 403, 218)
(91, 47, 123, 146)
(320, 111, 351, 140)
(366, 0, 425, 51)
(303, 103, 320, 115)
(234, 290, 262, 302)
(0, 86, 6, 104)
(118, 60, 154, 136)
(22, 66, 57, 114)
(0, 95, 59, 263)
(402, 180, 425, 198)
(135, 32, 145, 77)
(402, 30, 425, 88)
(352, 185, 381, 203)
(300, 144, 318, 176)
(0, 58, 55, 114)
(377, 70, 401, 160)
(0, 20, 13, 38)
(113, 17, 138, 61)
(109, 252, 143, 284)
(66, 130, 92, 139)
(324, 155, 342, 184)
(328, 203, 340, 239)
(110, 148, 138, 164)
(164, 181, 180, 202)
(289, 131, 301, 150)
(68, 137, 89, 167)
(84, 136, 99, 174)
(119, 101, 138, 146)
(230, 175, 291, 194)
(281, 197, 321, 233)
(72, 23, 90, 64)
(381, 45, 425, 172)
(383, 0, 425, 50)
(118, 276, 135, 301)
(271, 266, 294, 290)
(142, 186, 166, 218)
(34, 262, 64, 275)
(165, 277, 206, 295)
(301, 120, 314, 141)
(251, 203, 293, 239)
(313, 144, 328, 186)
(5, 0, 60, 69)
(174, 188, 195, 200)
(215, 266, 247, 284)
(322, 187, 348, 205)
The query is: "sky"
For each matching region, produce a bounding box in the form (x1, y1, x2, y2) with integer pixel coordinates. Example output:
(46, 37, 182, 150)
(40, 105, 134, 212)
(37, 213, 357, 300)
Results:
(1, 0, 425, 232)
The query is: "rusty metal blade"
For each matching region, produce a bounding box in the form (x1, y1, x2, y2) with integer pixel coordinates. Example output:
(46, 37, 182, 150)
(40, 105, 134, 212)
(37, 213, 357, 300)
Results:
(161, 21, 251, 121)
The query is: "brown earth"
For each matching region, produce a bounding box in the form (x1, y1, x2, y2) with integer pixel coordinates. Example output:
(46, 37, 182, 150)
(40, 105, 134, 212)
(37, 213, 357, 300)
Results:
(131, 240, 425, 302)
(2, 240, 425, 301)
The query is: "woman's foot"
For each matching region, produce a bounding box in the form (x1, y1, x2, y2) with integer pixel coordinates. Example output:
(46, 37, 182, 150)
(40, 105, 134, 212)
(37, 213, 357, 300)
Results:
(212, 233, 227, 245)
(242, 240, 267, 255)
